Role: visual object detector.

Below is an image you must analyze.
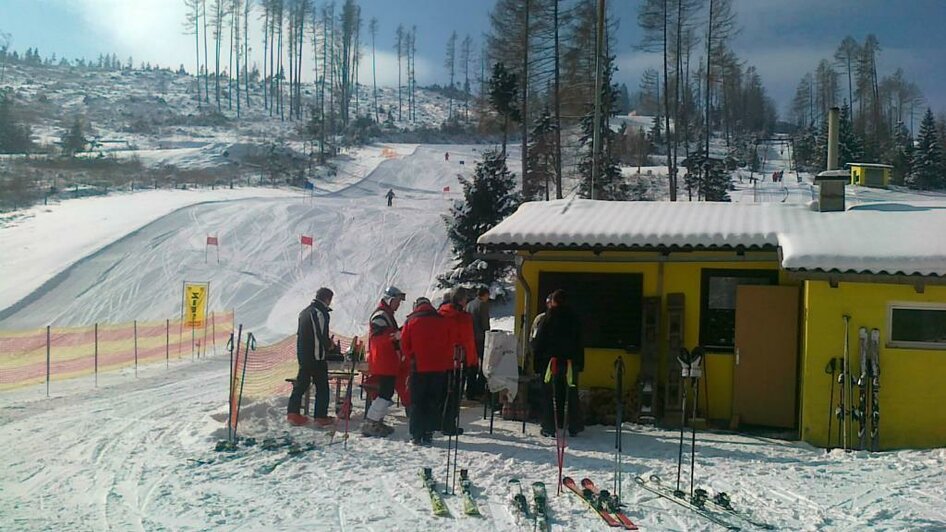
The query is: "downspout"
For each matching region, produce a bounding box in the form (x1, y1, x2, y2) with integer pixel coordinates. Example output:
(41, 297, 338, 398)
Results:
(515, 255, 532, 371)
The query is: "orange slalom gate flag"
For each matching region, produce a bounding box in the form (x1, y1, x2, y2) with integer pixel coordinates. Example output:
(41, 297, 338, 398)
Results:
(301, 235, 313, 246)
(207, 235, 219, 246)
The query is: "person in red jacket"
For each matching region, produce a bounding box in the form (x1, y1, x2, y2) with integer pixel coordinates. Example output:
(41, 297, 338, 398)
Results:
(437, 287, 478, 435)
(401, 297, 455, 445)
(364, 285, 406, 437)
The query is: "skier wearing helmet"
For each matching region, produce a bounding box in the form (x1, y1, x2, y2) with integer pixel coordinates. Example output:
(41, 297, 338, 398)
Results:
(364, 285, 407, 437)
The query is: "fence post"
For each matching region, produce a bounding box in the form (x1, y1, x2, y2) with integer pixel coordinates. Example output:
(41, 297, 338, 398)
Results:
(191, 326, 196, 360)
(211, 312, 217, 357)
(166, 319, 170, 369)
(134, 320, 138, 378)
(203, 311, 210, 358)
(46, 325, 51, 398)
(94, 322, 98, 388)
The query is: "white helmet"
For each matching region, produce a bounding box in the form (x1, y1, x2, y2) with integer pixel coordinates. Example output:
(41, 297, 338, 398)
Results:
(382, 285, 406, 304)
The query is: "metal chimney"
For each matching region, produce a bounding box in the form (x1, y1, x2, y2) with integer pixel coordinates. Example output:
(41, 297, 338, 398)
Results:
(814, 107, 847, 212)
(827, 107, 839, 171)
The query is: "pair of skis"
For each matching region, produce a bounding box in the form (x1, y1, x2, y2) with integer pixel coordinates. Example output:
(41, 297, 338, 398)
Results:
(421, 467, 480, 518)
(853, 327, 881, 451)
(635, 475, 740, 530)
(509, 479, 550, 532)
(563, 477, 638, 530)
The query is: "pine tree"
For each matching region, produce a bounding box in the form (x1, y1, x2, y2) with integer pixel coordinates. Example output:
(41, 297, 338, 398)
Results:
(439, 149, 521, 287)
(577, 55, 622, 200)
(0, 93, 33, 153)
(911, 108, 944, 190)
(888, 121, 913, 185)
(837, 103, 863, 167)
(60, 117, 88, 157)
(488, 62, 520, 156)
(524, 106, 555, 201)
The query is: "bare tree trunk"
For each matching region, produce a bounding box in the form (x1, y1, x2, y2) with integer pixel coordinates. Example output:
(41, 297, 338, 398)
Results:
(553, 0, 562, 199)
(521, 0, 529, 197)
(244, 0, 250, 109)
(203, 0, 210, 104)
(263, 1, 269, 111)
(370, 18, 378, 122)
(228, 2, 234, 110)
(662, 0, 675, 201)
(705, 0, 713, 169)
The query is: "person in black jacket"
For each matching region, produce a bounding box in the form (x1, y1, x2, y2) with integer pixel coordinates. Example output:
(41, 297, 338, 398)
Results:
(530, 289, 584, 437)
(287, 287, 338, 426)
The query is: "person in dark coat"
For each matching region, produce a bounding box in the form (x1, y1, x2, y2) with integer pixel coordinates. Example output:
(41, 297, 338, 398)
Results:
(464, 286, 491, 400)
(287, 287, 338, 426)
(401, 297, 455, 445)
(530, 289, 584, 437)
(386, 188, 395, 206)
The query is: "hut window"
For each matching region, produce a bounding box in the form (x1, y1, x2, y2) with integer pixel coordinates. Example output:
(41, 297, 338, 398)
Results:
(537, 272, 643, 350)
(699, 269, 778, 351)
(889, 304, 946, 349)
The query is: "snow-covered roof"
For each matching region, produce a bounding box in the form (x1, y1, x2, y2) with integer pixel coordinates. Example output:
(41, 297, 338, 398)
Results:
(477, 199, 946, 278)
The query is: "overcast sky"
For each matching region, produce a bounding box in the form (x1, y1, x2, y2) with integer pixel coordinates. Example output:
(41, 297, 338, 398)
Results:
(2, 0, 944, 116)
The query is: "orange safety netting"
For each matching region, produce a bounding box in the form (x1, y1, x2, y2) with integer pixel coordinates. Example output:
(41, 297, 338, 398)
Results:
(0, 311, 234, 391)
(228, 332, 356, 434)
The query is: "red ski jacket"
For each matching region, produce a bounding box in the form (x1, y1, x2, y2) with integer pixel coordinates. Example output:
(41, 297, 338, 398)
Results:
(401, 302, 456, 373)
(438, 302, 478, 368)
(367, 302, 400, 376)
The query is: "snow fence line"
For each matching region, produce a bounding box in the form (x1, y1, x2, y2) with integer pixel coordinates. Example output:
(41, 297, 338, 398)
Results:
(0, 311, 234, 394)
(226, 331, 360, 439)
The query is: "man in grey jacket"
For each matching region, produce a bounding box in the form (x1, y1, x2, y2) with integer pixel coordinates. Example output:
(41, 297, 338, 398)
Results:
(464, 286, 491, 400)
(287, 287, 338, 426)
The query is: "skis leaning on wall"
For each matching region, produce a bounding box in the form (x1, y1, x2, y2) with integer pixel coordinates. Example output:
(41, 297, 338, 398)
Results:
(637, 297, 661, 423)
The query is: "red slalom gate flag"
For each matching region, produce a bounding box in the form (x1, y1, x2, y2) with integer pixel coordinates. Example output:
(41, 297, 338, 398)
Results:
(206, 236, 219, 245)
(301, 235, 314, 246)
(442, 186, 450, 193)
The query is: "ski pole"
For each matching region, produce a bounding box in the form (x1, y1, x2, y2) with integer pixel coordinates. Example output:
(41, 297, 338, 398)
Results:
(824, 357, 837, 453)
(451, 360, 465, 495)
(690, 376, 699, 499)
(614, 355, 625, 502)
(442, 355, 457, 494)
(675, 348, 690, 498)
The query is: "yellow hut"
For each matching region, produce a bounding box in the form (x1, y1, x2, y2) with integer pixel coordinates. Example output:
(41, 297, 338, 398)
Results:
(478, 197, 946, 450)
(848, 162, 892, 188)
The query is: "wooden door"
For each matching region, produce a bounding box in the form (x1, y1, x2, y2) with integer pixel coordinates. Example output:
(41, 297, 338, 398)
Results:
(733, 285, 799, 429)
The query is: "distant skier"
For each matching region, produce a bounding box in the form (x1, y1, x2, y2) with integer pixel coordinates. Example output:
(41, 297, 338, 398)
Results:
(445, 152, 450, 162)
(386, 188, 395, 207)
(287, 287, 339, 427)
(364, 286, 408, 437)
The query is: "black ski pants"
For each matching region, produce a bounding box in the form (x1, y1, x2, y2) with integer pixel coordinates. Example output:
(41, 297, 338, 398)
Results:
(409, 371, 446, 440)
(376, 375, 396, 402)
(440, 366, 464, 433)
(541, 370, 582, 434)
(288, 358, 329, 418)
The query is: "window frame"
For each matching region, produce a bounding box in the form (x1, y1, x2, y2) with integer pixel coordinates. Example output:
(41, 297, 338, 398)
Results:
(887, 301, 946, 350)
(698, 268, 780, 352)
(536, 271, 644, 351)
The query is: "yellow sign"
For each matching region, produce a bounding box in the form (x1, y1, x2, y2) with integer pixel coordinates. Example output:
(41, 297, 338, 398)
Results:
(183, 282, 209, 328)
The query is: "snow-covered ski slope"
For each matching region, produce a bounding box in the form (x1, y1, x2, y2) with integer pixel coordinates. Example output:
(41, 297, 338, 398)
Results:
(2, 144, 946, 531)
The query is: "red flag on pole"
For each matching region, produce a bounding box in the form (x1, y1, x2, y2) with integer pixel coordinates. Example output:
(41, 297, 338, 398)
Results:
(442, 186, 450, 193)
(206, 236, 219, 246)
(301, 235, 314, 246)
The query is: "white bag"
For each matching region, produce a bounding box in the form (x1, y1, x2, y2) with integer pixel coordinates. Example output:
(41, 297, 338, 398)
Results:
(483, 331, 520, 401)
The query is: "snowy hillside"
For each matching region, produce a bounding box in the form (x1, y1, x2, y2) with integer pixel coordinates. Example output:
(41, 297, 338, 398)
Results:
(2, 143, 946, 531)
(2, 62, 459, 171)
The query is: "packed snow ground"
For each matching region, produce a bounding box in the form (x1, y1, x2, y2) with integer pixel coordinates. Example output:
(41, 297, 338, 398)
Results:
(2, 144, 946, 530)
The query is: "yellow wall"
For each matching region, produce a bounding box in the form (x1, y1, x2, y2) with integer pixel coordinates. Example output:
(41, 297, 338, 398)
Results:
(516, 250, 785, 422)
(801, 280, 946, 449)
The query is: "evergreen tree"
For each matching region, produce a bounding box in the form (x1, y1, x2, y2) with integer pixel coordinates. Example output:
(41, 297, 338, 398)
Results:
(702, 158, 731, 202)
(888, 121, 913, 185)
(524, 106, 555, 201)
(794, 123, 819, 171)
(488, 62, 520, 156)
(837, 104, 863, 167)
(577, 56, 622, 200)
(911, 108, 944, 190)
(439, 149, 520, 287)
(60, 117, 88, 156)
(0, 92, 33, 153)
